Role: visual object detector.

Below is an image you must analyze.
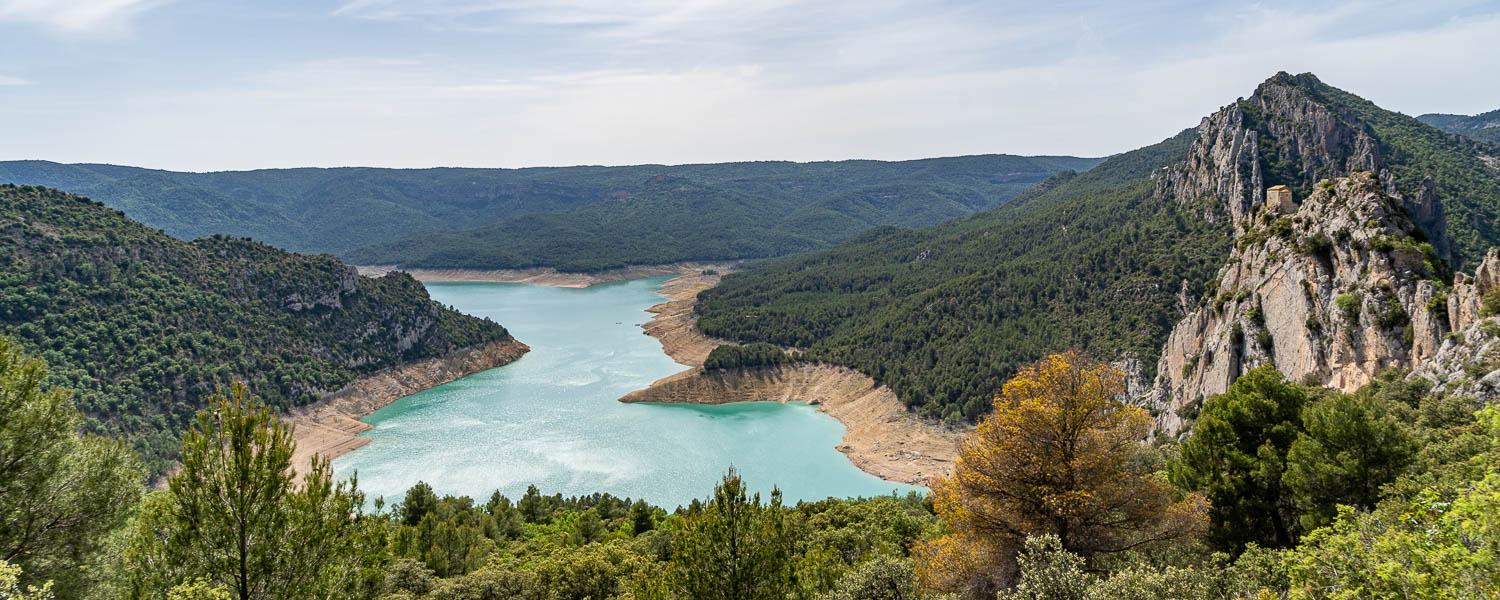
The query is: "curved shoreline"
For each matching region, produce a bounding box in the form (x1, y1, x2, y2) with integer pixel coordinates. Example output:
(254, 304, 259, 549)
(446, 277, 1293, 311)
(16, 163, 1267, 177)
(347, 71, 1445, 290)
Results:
(622, 273, 961, 486)
(355, 261, 739, 289)
(288, 337, 529, 479)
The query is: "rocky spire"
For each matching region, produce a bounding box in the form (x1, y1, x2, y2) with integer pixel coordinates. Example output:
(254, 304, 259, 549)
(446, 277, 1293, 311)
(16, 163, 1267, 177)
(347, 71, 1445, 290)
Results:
(1154, 72, 1384, 231)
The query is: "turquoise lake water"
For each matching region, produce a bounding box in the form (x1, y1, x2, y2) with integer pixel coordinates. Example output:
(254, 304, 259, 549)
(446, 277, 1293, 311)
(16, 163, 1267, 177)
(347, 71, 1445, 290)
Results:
(332, 277, 923, 508)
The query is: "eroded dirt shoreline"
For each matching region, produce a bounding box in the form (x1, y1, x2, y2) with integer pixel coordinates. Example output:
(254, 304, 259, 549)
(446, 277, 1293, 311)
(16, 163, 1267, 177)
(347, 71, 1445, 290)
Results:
(622, 273, 962, 486)
(355, 261, 739, 288)
(288, 337, 529, 479)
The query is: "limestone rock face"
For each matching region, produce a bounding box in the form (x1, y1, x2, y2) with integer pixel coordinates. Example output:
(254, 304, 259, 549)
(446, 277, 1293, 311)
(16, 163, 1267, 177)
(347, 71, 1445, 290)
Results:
(1148, 173, 1447, 436)
(1409, 313, 1500, 403)
(282, 264, 360, 312)
(1155, 101, 1263, 227)
(1448, 248, 1500, 332)
(1155, 72, 1384, 232)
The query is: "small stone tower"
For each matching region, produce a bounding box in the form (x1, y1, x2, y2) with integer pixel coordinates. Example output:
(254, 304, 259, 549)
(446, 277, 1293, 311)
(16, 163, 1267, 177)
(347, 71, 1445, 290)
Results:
(1266, 185, 1294, 213)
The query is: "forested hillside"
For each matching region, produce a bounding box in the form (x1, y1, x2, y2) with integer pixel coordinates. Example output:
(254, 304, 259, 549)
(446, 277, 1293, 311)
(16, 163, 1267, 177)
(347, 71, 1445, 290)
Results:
(697, 73, 1500, 424)
(0, 184, 515, 473)
(1419, 108, 1500, 145)
(0, 155, 1101, 269)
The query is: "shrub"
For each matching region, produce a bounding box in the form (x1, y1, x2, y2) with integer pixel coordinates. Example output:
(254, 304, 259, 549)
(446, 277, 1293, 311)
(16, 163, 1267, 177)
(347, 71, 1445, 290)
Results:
(1335, 293, 1362, 324)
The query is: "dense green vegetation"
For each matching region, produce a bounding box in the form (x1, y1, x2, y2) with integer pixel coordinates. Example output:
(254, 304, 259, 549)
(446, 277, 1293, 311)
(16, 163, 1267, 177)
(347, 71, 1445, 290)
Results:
(1419, 108, 1500, 146)
(0, 337, 143, 598)
(0, 156, 1101, 270)
(4, 337, 1499, 599)
(0, 184, 512, 474)
(344, 157, 1103, 272)
(696, 73, 1500, 423)
(702, 343, 799, 370)
(696, 130, 1230, 423)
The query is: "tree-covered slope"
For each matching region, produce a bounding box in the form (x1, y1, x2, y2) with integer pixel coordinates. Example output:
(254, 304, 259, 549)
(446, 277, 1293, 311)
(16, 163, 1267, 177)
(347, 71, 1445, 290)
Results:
(0, 184, 515, 473)
(696, 73, 1500, 424)
(0, 155, 1102, 267)
(1418, 108, 1500, 145)
(697, 131, 1227, 423)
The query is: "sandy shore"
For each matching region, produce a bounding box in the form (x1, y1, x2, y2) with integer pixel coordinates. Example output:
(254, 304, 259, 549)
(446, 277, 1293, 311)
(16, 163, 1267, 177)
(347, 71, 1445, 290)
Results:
(355, 261, 739, 288)
(621, 273, 961, 486)
(288, 337, 529, 480)
(640, 270, 740, 366)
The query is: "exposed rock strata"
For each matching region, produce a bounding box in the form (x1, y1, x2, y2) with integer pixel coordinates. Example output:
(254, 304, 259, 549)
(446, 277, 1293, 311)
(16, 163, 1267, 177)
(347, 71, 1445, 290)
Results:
(289, 337, 529, 479)
(640, 270, 737, 367)
(621, 364, 959, 486)
(355, 261, 738, 288)
(623, 272, 961, 486)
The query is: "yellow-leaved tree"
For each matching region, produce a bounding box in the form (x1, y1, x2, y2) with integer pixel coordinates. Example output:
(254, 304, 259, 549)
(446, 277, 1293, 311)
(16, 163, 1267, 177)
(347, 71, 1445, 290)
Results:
(914, 352, 1207, 598)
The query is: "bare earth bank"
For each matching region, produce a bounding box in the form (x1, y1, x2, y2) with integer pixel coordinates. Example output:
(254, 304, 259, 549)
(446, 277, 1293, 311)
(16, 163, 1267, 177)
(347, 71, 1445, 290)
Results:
(355, 261, 739, 288)
(622, 273, 961, 486)
(289, 337, 529, 480)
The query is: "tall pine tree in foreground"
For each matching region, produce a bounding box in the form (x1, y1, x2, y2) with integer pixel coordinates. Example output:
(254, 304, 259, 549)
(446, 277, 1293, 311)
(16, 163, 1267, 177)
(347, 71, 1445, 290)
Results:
(0, 337, 143, 597)
(126, 383, 381, 600)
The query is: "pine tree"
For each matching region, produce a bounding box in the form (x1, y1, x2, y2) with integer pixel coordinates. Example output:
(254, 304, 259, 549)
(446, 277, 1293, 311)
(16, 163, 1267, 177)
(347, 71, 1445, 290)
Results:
(0, 337, 143, 597)
(126, 383, 379, 600)
(668, 469, 795, 600)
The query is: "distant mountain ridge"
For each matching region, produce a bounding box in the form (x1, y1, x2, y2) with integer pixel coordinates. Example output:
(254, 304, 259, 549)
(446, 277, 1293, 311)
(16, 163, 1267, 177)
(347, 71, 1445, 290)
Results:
(0, 184, 521, 473)
(0, 155, 1102, 271)
(1419, 108, 1500, 145)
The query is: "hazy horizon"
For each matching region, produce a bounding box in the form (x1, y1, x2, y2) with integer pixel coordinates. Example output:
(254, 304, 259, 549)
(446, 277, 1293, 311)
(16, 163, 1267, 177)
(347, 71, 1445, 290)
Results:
(2, 0, 1498, 171)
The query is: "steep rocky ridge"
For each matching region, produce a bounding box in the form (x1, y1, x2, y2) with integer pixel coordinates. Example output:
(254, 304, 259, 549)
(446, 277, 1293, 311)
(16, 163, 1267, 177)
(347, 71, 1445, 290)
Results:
(1411, 248, 1500, 401)
(1142, 73, 1500, 436)
(1158, 73, 1384, 232)
(1148, 172, 1449, 434)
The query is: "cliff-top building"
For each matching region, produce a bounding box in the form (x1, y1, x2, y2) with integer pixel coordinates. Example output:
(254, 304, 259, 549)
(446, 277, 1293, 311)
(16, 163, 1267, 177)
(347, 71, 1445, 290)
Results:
(1266, 184, 1295, 213)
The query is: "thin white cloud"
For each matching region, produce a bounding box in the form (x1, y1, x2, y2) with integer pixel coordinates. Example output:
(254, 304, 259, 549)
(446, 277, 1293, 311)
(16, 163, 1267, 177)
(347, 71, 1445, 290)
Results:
(4, 0, 1499, 170)
(0, 74, 31, 85)
(0, 0, 164, 35)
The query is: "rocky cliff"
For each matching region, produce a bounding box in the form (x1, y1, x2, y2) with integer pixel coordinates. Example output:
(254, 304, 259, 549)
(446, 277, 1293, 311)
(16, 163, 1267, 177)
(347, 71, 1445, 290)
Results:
(1148, 172, 1451, 434)
(1155, 72, 1384, 232)
(1137, 72, 1500, 436)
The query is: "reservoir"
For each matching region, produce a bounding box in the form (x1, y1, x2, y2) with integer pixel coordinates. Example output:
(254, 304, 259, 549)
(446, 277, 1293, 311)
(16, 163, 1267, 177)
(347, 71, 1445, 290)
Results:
(333, 277, 924, 508)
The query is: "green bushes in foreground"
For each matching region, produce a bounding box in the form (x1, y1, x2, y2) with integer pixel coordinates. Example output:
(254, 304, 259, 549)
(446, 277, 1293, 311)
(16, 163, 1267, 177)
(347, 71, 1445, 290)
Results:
(5, 338, 1500, 599)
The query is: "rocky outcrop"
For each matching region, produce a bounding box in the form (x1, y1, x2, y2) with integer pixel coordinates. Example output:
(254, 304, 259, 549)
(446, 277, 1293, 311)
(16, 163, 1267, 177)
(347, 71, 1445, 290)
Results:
(1155, 72, 1383, 231)
(621, 363, 959, 486)
(1408, 249, 1500, 401)
(1447, 248, 1500, 332)
(1149, 172, 1448, 435)
(289, 336, 529, 479)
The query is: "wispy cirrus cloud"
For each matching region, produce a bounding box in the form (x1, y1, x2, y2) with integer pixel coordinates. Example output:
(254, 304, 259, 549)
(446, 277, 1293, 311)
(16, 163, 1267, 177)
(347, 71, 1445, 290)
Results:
(0, 74, 31, 85)
(0, 0, 165, 35)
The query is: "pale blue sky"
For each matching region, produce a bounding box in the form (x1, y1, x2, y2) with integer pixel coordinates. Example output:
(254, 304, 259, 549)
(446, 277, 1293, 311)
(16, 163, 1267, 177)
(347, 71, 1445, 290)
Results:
(1, 0, 1497, 170)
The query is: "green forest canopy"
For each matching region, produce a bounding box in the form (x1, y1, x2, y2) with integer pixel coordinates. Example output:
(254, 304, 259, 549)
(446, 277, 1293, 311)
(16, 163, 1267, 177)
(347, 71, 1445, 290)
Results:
(0, 155, 1102, 271)
(0, 184, 513, 473)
